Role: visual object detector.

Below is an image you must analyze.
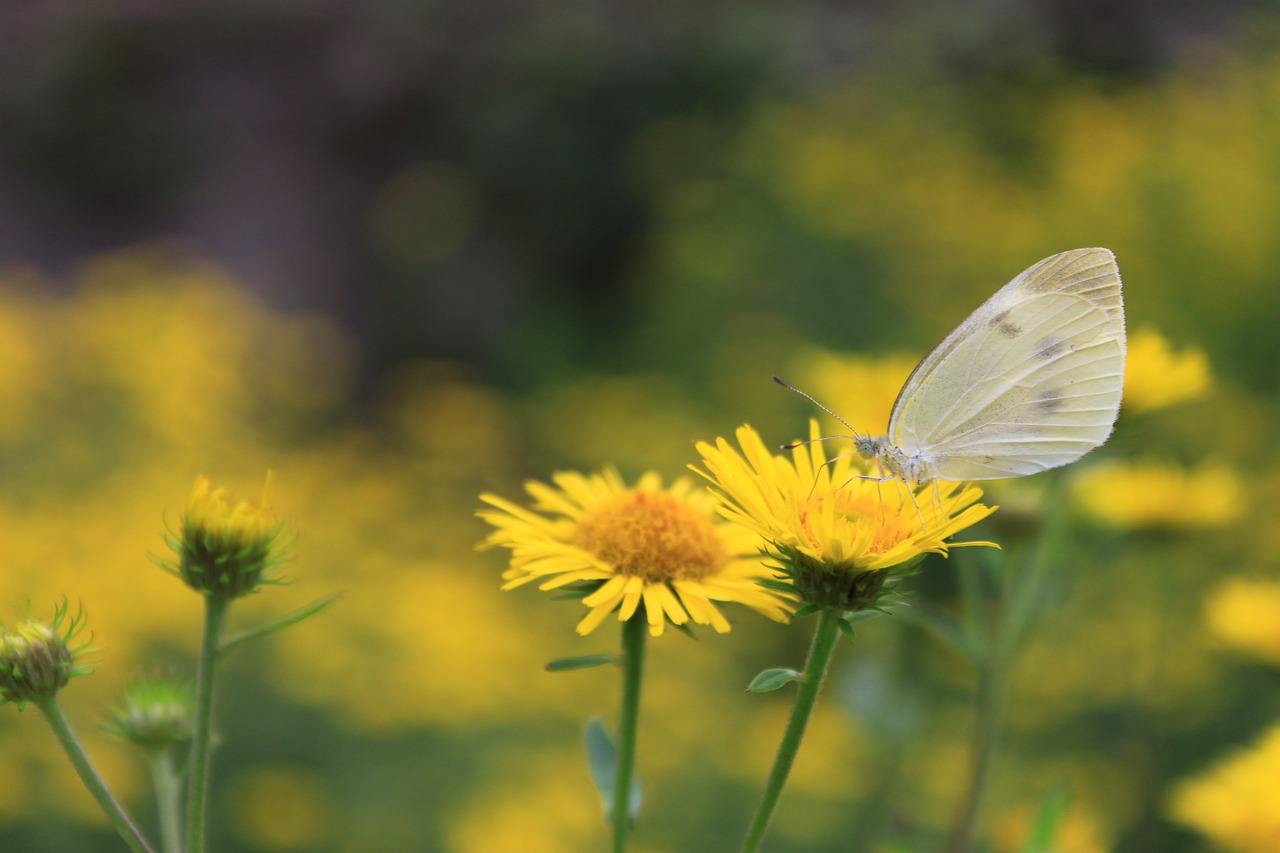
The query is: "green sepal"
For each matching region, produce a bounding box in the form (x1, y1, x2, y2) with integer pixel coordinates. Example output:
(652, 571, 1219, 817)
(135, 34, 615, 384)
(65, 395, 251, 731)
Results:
(836, 616, 857, 643)
(746, 668, 802, 693)
(1019, 784, 1070, 852)
(218, 593, 341, 657)
(758, 578, 798, 595)
(669, 620, 699, 640)
(545, 654, 619, 672)
(583, 719, 641, 821)
(550, 580, 607, 601)
(792, 604, 820, 619)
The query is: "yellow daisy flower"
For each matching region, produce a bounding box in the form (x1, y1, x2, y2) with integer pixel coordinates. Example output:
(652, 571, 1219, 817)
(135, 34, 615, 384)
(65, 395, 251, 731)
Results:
(1123, 328, 1211, 414)
(1170, 723, 1280, 852)
(1206, 578, 1280, 667)
(1070, 461, 1242, 531)
(694, 423, 996, 612)
(478, 469, 792, 637)
(792, 349, 917, 442)
(161, 471, 285, 599)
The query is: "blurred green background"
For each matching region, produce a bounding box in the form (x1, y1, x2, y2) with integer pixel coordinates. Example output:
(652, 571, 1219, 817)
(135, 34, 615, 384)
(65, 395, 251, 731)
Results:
(1, 2, 1278, 851)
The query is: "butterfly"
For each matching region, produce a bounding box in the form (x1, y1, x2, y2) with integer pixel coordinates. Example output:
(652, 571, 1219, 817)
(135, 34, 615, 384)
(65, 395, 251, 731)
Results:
(780, 248, 1126, 488)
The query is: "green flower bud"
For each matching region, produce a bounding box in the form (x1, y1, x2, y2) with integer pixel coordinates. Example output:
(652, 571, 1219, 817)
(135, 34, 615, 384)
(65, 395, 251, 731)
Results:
(0, 601, 91, 709)
(106, 675, 195, 750)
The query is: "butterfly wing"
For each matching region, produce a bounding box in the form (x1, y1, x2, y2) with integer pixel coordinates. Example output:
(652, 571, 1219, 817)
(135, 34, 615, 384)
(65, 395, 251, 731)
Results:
(887, 248, 1125, 481)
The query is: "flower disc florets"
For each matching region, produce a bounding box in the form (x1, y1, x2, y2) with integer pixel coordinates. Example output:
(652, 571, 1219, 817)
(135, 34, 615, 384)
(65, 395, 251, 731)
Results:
(0, 602, 92, 708)
(162, 472, 284, 599)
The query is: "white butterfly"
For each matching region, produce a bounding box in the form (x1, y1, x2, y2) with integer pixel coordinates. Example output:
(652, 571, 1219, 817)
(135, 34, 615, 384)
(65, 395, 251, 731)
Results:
(782, 248, 1126, 487)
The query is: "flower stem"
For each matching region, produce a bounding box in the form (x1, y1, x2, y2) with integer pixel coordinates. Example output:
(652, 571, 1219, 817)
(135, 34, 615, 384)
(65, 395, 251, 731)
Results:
(35, 697, 156, 853)
(186, 595, 230, 853)
(741, 608, 843, 853)
(150, 748, 184, 853)
(612, 613, 647, 853)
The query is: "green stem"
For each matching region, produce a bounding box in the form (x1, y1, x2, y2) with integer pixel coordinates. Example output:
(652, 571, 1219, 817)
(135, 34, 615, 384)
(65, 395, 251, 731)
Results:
(35, 697, 156, 853)
(611, 613, 647, 853)
(150, 748, 184, 853)
(741, 608, 843, 853)
(185, 595, 230, 853)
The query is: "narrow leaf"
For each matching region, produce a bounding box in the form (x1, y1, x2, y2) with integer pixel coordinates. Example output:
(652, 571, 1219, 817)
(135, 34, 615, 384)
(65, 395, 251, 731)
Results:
(219, 593, 341, 656)
(545, 654, 619, 672)
(1019, 784, 1070, 853)
(836, 617, 857, 642)
(583, 719, 641, 820)
(746, 667, 802, 693)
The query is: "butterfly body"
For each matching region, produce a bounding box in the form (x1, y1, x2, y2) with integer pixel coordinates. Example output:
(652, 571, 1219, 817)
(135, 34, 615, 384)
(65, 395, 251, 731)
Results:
(854, 248, 1126, 487)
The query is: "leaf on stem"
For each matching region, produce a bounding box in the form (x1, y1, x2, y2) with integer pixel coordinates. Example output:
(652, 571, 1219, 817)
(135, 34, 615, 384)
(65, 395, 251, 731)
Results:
(218, 594, 341, 657)
(545, 654, 619, 672)
(746, 668, 802, 693)
(583, 719, 642, 820)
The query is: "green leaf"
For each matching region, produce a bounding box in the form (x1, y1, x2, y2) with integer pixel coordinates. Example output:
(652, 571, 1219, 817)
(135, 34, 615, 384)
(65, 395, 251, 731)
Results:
(583, 719, 641, 820)
(545, 654, 619, 672)
(746, 668, 802, 693)
(218, 593, 341, 657)
(1019, 784, 1070, 853)
(845, 608, 887, 623)
(836, 617, 857, 642)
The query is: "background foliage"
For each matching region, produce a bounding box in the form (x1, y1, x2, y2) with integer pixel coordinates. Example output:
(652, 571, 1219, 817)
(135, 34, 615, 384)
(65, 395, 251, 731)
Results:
(0, 2, 1277, 851)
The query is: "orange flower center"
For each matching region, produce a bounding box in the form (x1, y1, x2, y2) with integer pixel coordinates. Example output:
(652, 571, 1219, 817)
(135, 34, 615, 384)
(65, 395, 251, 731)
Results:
(798, 488, 912, 557)
(573, 490, 727, 582)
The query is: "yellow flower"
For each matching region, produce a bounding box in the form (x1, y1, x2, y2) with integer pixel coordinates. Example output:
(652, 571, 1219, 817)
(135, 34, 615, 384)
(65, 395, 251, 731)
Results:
(791, 349, 917, 438)
(694, 423, 996, 611)
(1123, 328, 1211, 414)
(1206, 578, 1280, 666)
(1071, 461, 1242, 531)
(1170, 723, 1280, 852)
(478, 469, 791, 637)
(162, 472, 284, 599)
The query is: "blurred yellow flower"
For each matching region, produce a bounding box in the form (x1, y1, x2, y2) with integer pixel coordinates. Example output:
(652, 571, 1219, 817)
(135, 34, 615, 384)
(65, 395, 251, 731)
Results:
(694, 423, 995, 611)
(478, 469, 791, 636)
(1206, 578, 1280, 666)
(1170, 723, 1280, 852)
(1122, 328, 1211, 414)
(1071, 461, 1242, 531)
(792, 349, 917, 437)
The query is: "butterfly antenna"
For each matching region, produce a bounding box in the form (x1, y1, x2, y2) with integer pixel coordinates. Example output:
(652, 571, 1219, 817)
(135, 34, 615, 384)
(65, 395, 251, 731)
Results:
(772, 375, 864, 448)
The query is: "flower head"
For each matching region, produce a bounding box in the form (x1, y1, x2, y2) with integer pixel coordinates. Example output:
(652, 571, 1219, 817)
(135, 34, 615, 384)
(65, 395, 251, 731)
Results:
(1070, 461, 1242, 531)
(694, 423, 996, 612)
(1170, 722, 1280, 852)
(0, 600, 93, 709)
(792, 350, 917, 438)
(1206, 578, 1280, 667)
(1123, 328, 1211, 414)
(478, 468, 791, 636)
(161, 471, 285, 599)
(106, 674, 196, 750)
